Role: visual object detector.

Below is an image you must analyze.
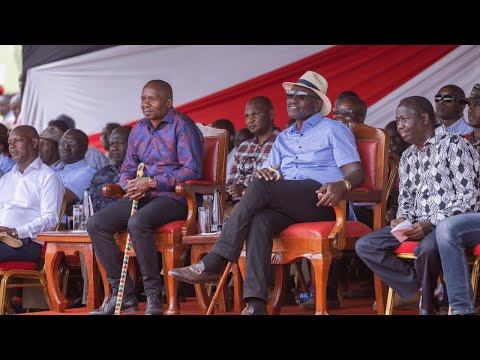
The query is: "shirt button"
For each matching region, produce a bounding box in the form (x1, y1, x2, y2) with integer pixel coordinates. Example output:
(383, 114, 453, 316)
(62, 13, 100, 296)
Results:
(294, 177, 296, 179)
(295, 156, 298, 159)
(299, 146, 302, 148)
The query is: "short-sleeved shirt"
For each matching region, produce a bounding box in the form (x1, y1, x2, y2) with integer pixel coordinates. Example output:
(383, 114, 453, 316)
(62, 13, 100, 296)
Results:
(263, 113, 360, 184)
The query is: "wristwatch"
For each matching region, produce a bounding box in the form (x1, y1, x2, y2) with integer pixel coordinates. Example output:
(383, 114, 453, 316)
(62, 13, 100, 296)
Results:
(148, 176, 158, 188)
(11, 228, 18, 239)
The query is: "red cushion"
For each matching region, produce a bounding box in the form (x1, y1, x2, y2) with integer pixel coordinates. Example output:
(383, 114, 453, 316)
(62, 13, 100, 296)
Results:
(472, 244, 480, 257)
(277, 220, 372, 239)
(154, 220, 185, 233)
(0, 262, 37, 271)
(345, 221, 372, 238)
(278, 222, 335, 238)
(356, 140, 378, 191)
(394, 241, 420, 254)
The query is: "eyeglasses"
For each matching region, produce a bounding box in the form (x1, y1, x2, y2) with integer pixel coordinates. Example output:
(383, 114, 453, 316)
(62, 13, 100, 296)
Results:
(285, 90, 317, 101)
(434, 94, 457, 103)
(333, 107, 354, 116)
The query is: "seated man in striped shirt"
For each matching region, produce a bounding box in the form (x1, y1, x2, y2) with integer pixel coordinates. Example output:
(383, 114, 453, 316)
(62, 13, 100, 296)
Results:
(87, 80, 203, 315)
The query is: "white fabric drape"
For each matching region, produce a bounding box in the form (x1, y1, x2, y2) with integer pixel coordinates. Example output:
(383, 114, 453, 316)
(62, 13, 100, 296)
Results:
(367, 45, 480, 128)
(22, 45, 331, 134)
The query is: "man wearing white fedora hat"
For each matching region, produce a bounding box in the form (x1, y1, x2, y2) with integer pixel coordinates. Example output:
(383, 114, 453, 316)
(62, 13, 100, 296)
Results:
(170, 70, 364, 314)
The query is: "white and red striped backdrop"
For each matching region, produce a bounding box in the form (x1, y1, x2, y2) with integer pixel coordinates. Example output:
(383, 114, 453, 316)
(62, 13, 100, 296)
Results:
(21, 45, 480, 149)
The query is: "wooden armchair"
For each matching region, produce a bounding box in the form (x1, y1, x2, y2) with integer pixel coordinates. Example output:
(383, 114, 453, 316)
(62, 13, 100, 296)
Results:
(0, 195, 67, 314)
(237, 123, 389, 315)
(101, 124, 228, 314)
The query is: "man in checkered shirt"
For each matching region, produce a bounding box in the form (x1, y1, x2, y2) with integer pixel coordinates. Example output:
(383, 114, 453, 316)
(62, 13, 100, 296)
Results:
(224, 96, 280, 217)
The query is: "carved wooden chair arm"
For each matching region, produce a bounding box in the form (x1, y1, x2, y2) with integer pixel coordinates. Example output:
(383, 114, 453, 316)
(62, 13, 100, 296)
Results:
(101, 183, 126, 198)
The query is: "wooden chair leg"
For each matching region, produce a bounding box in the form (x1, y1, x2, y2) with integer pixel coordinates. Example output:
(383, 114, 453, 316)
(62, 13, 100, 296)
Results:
(374, 274, 388, 315)
(232, 263, 245, 313)
(267, 264, 286, 315)
(162, 245, 187, 315)
(310, 255, 331, 315)
(385, 286, 395, 315)
(472, 258, 480, 304)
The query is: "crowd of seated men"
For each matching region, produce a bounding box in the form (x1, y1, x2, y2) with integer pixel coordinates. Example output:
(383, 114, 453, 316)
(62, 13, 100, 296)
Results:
(1, 74, 480, 315)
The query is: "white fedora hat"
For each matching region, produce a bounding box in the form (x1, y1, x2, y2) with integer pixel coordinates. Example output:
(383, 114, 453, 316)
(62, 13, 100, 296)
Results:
(283, 71, 332, 116)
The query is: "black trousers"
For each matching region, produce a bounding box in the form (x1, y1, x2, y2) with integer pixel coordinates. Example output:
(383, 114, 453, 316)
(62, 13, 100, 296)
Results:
(211, 179, 335, 302)
(87, 196, 187, 298)
(355, 226, 441, 312)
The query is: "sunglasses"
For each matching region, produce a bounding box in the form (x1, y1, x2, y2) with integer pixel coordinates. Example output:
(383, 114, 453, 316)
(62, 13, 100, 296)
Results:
(434, 94, 457, 103)
(285, 90, 317, 101)
(333, 107, 354, 116)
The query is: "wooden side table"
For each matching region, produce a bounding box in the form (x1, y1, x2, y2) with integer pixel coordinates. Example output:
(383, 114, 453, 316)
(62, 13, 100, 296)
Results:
(37, 231, 107, 312)
(183, 233, 244, 313)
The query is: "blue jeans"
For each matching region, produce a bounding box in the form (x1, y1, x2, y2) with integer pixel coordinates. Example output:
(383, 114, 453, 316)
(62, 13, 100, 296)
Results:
(436, 214, 480, 315)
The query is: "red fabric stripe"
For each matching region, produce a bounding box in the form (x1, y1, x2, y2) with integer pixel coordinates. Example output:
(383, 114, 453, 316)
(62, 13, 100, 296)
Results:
(88, 45, 457, 148)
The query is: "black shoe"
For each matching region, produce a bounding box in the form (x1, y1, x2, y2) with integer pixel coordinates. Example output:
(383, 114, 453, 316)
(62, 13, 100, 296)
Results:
(145, 294, 163, 315)
(89, 295, 139, 315)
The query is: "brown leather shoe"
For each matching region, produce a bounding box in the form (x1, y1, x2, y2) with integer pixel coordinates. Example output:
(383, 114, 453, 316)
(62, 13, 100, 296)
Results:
(241, 306, 268, 315)
(168, 262, 221, 284)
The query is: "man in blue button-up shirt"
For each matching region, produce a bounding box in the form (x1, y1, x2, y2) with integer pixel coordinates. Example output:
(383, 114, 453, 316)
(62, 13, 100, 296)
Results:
(170, 71, 364, 315)
(87, 80, 203, 315)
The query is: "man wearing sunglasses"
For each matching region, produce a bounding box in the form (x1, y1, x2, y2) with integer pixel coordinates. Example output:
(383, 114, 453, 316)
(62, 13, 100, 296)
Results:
(432, 84, 480, 315)
(435, 84, 473, 135)
(170, 71, 364, 315)
(332, 95, 367, 132)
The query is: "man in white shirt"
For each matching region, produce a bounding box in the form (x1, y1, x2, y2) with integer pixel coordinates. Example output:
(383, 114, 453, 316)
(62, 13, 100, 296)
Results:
(0, 125, 64, 262)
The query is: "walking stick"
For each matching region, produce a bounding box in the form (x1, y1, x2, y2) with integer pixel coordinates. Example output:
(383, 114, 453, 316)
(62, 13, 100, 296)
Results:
(114, 162, 145, 315)
(206, 261, 233, 315)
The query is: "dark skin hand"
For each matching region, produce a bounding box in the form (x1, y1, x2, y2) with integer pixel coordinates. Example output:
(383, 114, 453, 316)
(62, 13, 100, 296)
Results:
(0, 226, 14, 237)
(390, 217, 433, 240)
(227, 183, 247, 198)
(316, 162, 364, 207)
(255, 165, 282, 181)
(124, 177, 151, 201)
(404, 221, 434, 240)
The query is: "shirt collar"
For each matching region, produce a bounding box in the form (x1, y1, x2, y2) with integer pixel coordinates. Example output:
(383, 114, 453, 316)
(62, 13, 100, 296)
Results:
(288, 113, 323, 135)
(142, 107, 175, 132)
(62, 159, 87, 170)
(424, 124, 447, 146)
(253, 127, 281, 144)
(12, 156, 42, 175)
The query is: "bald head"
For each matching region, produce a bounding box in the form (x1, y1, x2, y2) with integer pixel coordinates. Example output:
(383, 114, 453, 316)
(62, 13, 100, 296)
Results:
(144, 80, 173, 98)
(398, 96, 435, 124)
(8, 125, 39, 171)
(11, 125, 39, 140)
(59, 129, 89, 164)
(111, 125, 132, 139)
